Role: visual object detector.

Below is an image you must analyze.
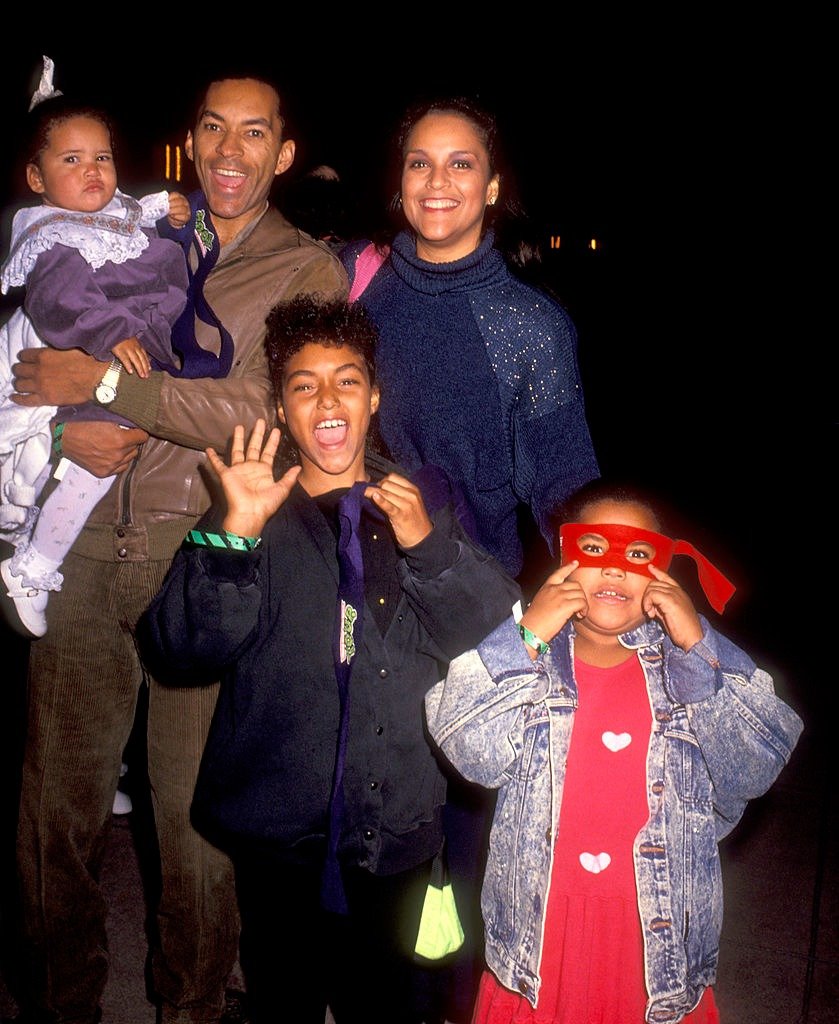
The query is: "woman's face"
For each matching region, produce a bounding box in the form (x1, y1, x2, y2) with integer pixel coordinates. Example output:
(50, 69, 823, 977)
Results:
(400, 111, 500, 264)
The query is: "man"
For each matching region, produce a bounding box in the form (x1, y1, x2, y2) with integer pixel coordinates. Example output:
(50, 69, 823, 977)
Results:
(9, 70, 347, 1024)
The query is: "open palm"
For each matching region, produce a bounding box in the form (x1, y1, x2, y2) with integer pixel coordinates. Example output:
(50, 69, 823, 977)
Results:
(206, 419, 301, 537)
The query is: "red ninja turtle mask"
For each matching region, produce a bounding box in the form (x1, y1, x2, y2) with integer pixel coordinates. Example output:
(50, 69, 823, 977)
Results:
(559, 522, 736, 614)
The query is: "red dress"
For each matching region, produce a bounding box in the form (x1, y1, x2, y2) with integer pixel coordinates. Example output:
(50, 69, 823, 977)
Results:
(472, 655, 720, 1024)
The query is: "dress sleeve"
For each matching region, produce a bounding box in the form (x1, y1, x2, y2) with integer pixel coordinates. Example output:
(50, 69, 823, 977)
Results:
(24, 246, 165, 360)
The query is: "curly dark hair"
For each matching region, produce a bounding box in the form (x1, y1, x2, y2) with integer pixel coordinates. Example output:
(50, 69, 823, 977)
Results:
(25, 95, 115, 167)
(264, 293, 378, 397)
(386, 94, 542, 275)
(264, 294, 389, 470)
(550, 478, 668, 537)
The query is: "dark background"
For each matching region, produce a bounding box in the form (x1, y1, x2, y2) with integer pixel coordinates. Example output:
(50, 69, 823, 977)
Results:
(0, 32, 824, 714)
(0, 25, 828, 1018)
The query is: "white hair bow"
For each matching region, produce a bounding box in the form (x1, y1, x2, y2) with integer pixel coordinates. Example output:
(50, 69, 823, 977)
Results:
(29, 55, 63, 112)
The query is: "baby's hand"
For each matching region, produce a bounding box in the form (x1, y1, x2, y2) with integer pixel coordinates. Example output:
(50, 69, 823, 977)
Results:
(365, 473, 433, 549)
(167, 191, 191, 229)
(112, 338, 151, 378)
(519, 561, 587, 657)
(643, 564, 704, 651)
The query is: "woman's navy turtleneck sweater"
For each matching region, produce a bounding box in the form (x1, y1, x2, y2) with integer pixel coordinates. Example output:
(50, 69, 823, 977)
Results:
(342, 229, 599, 578)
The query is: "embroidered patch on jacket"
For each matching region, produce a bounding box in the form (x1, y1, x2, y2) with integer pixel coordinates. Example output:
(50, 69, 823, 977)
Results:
(340, 601, 358, 663)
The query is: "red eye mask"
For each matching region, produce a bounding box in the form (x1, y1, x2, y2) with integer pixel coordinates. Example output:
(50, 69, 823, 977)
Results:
(559, 522, 736, 614)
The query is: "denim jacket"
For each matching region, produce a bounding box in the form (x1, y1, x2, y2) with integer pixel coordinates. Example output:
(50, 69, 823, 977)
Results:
(425, 615, 803, 1021)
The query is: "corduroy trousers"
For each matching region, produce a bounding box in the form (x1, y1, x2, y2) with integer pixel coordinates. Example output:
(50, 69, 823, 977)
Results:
(17, 546, 239, 1023)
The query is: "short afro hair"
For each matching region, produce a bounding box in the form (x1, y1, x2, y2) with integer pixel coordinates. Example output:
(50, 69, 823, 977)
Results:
(264, 294, 378, 400)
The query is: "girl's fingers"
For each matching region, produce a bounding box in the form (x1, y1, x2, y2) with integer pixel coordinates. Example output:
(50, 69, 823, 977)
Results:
(647, 564, 677, 585)
(546, 560, 579, 584)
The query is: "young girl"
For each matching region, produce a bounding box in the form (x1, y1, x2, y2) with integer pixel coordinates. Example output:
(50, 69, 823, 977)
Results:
(0, 59, 189, 637)
(425, 478, 803, 1023)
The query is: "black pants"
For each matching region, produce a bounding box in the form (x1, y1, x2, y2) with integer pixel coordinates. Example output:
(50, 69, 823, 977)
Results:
(233, 852, 450, 1024)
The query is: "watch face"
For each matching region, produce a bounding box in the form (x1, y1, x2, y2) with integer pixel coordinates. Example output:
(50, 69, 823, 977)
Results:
(96, 384, 117, 404)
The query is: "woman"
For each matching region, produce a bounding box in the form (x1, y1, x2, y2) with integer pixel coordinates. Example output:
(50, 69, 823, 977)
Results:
(341, 94, 600, 582)
(341, 94, 601, 1023)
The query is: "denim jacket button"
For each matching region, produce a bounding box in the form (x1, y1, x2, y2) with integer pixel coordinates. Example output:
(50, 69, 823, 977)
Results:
(545, 828, 551, 842)
(517, 979, 529, 995)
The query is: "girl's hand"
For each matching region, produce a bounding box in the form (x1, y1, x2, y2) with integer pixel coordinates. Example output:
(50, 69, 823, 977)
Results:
(643, 564, 704, 651)
(167, 191, 191, 229)
(519, 560, 587, 656)
(112, 338, 151, 378)
(365, 473, 433, 549)
(206, 419, 301, 538)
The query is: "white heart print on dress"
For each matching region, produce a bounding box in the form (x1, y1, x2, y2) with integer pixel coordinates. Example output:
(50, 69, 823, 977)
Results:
(602, 731, 631, 752)
(580, 852, 611, 874)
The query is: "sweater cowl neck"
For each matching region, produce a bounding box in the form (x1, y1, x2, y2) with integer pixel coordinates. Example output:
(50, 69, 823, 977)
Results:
(390, 228, 507, 296)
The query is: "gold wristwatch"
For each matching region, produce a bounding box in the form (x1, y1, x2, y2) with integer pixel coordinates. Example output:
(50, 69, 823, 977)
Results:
(94, 358, 123, 405)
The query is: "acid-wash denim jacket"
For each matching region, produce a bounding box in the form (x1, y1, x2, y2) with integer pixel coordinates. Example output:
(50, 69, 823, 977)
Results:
(425, 614, 803, 1022)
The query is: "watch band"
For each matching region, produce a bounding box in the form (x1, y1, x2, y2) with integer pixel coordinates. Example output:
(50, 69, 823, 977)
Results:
(95, 357, 122, 405)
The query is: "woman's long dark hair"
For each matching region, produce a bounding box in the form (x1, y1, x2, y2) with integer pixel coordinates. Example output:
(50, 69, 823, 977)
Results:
(384, 94, 546, 280)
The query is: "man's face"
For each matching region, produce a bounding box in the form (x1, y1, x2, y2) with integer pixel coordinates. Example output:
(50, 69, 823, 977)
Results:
(185, 78, 295, 245)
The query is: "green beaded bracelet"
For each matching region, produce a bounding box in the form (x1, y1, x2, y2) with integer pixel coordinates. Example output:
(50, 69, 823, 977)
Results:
(519, 623, 550, 655)
(52, 421, 66, 458)
(185, 529, 261, 552)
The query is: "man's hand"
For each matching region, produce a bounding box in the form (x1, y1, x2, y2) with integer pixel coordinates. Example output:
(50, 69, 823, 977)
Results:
(206, 419, 301, 538)
(60, 421, 149, 478)
(12, 348, 108, 407)
(365, 473, 433, 550)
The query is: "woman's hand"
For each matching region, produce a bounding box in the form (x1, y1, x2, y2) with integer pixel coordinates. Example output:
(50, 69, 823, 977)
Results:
(206, 419, 301, 538)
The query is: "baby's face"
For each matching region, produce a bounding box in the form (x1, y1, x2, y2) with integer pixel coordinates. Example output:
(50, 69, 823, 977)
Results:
(26, 115, 117, 213)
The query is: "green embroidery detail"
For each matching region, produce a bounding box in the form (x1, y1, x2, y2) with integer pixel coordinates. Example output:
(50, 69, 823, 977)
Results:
(343, 603, 358, 661)
(194, 209, 214, 252)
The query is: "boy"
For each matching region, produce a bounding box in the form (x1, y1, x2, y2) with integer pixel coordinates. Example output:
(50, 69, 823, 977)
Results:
(141, 295, 520, 1024)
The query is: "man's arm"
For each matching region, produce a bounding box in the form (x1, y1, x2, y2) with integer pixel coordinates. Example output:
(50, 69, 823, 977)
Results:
(12, 235, 349, 463)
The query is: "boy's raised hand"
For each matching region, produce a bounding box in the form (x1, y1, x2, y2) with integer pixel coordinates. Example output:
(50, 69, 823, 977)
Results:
(206, 419, 301, 539)
(519, 561, 588, 654)
(365, 473, 433, 549)
(643, 564, 704, 651)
